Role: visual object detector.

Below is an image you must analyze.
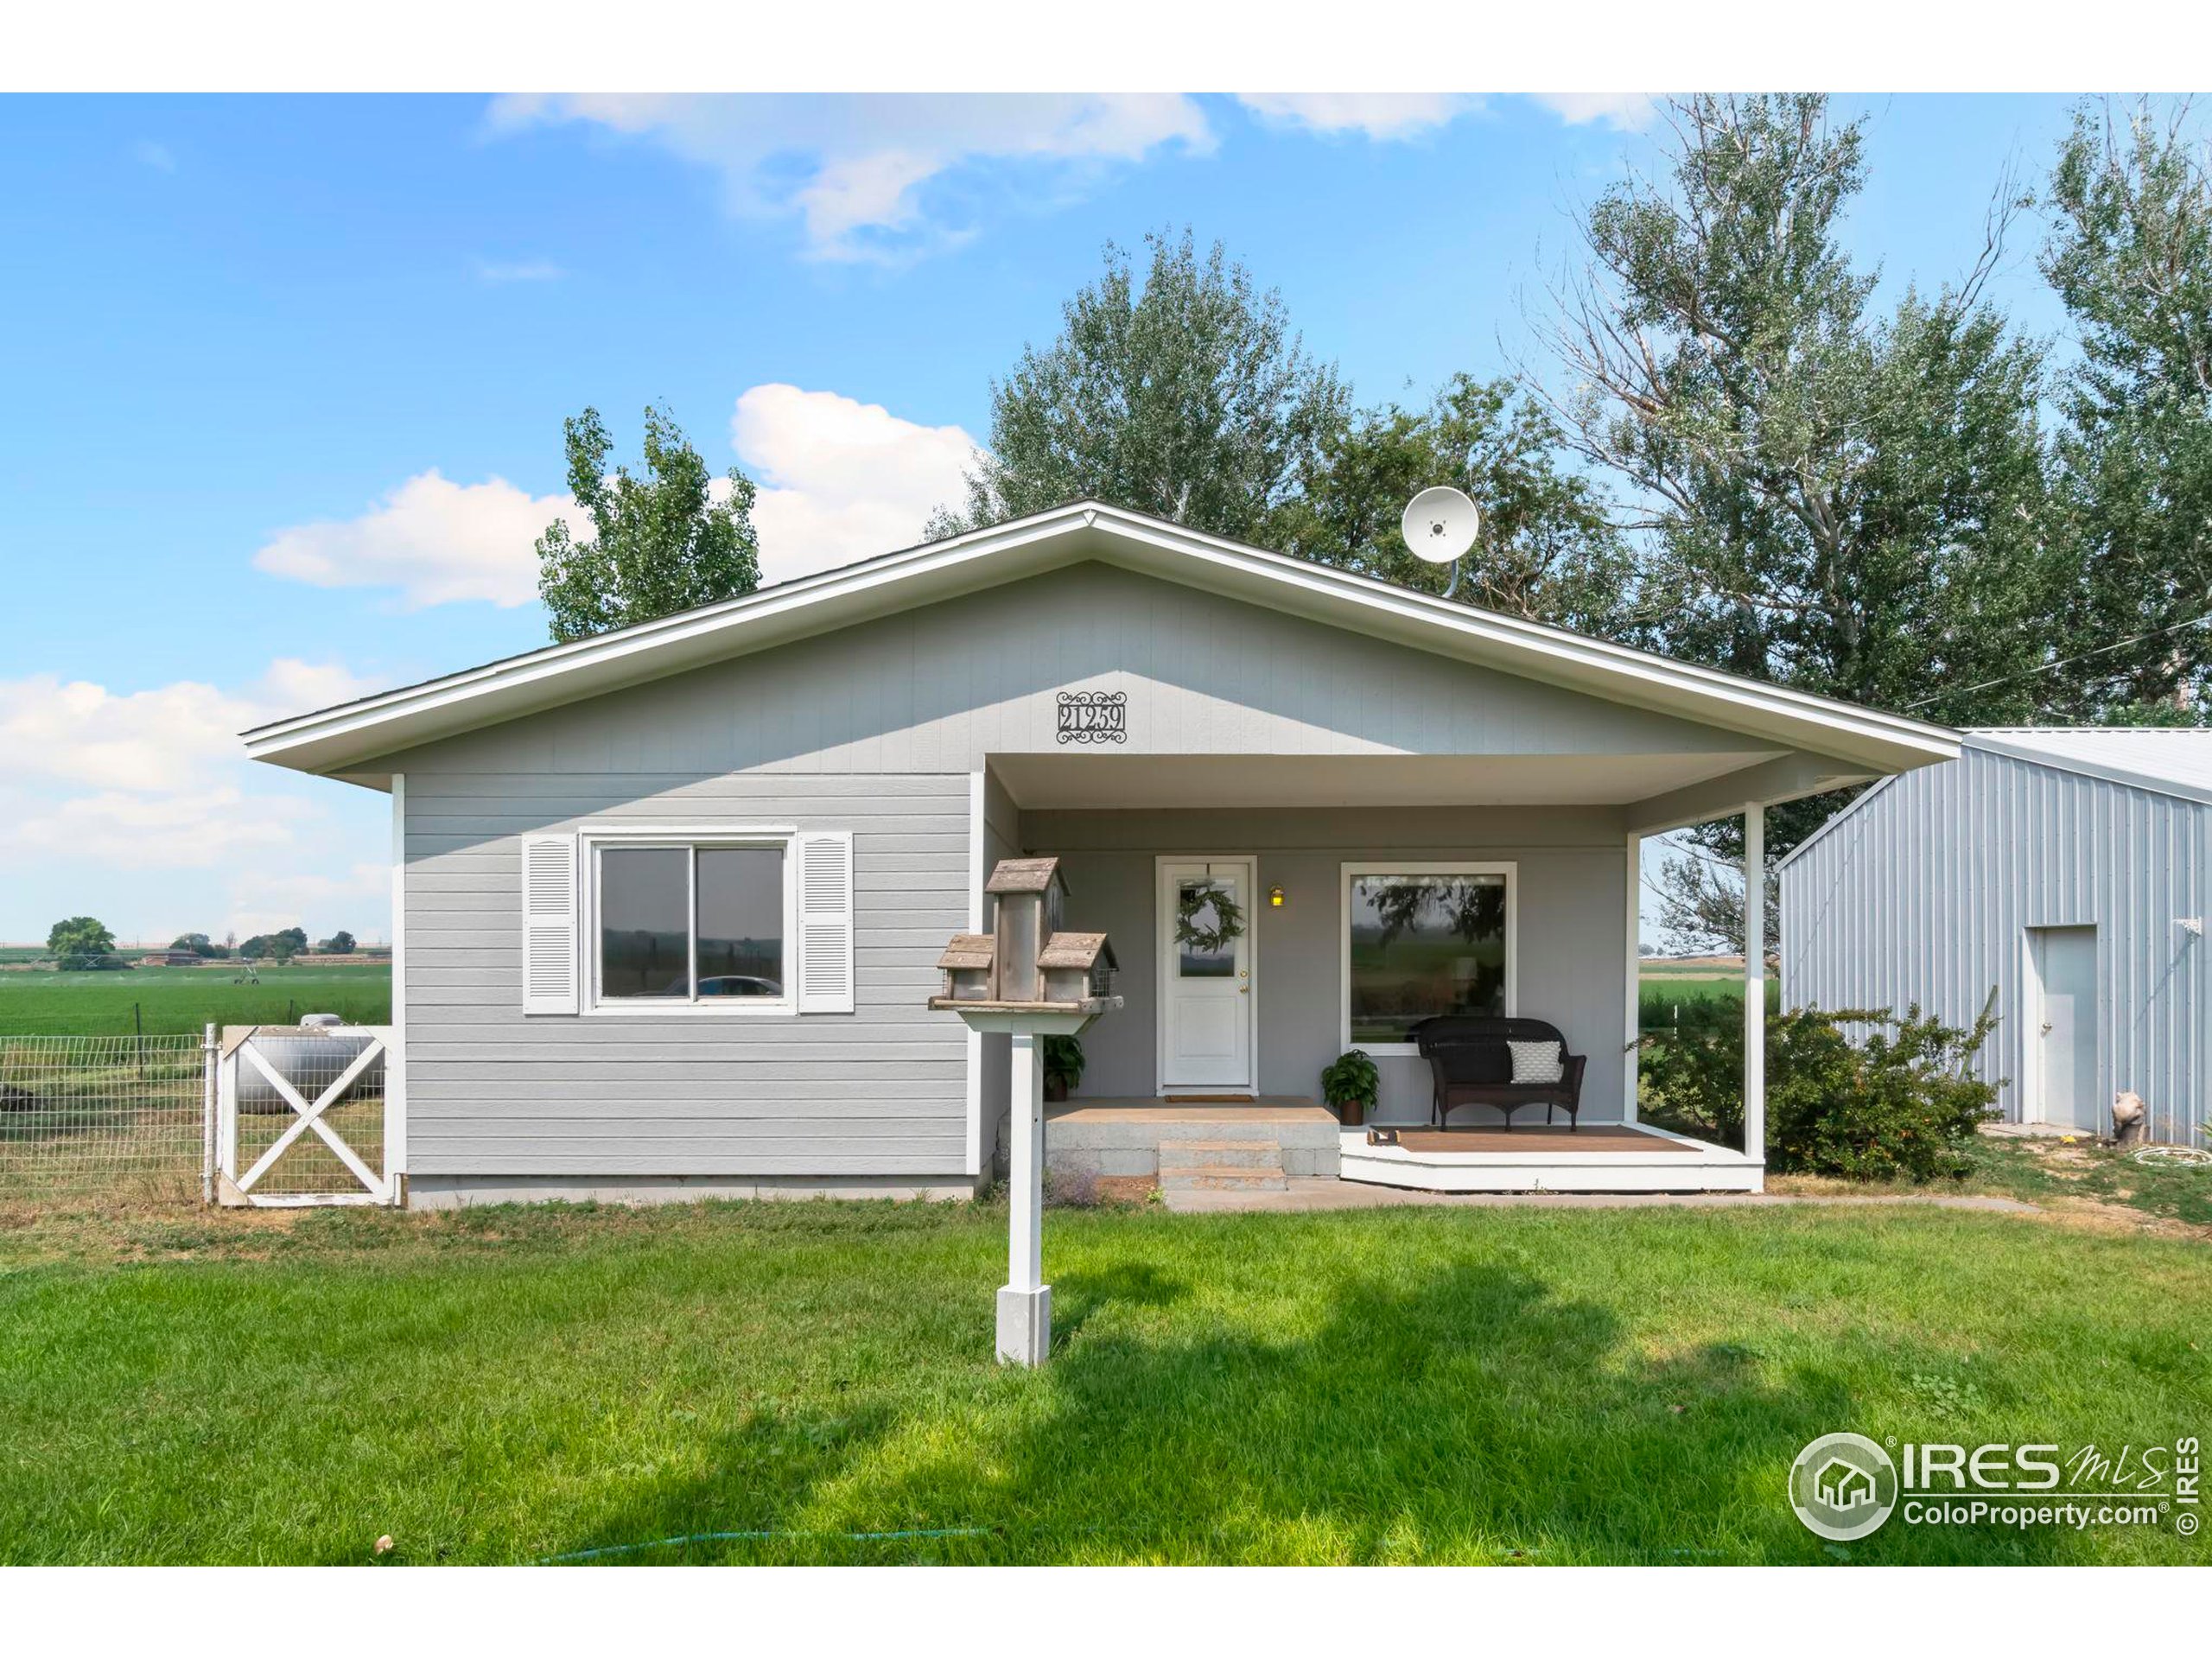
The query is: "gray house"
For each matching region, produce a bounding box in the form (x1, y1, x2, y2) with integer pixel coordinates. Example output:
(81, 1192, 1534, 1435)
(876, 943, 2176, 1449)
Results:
(1780, 728, 2212, 1147)
(245, 502, 1957, 1204)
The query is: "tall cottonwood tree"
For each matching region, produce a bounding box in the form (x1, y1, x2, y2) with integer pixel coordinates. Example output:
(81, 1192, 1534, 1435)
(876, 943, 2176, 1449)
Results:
(2042, 99, 2212, 719)
(1273, 374, 1642, 640)
(929, 230, 1347, 541)
(1536, 95, 2063, 947)
(537, 404, 761, 643)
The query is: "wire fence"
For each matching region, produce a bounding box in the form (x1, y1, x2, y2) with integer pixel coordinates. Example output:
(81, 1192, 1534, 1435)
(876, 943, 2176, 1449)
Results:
(0, 1032, 208, 1205)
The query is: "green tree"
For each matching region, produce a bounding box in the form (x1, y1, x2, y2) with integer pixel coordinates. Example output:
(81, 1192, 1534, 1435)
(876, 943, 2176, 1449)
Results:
(1539, 94, 2064, 925)
(240, 927, 308, 963)
(1276, 374, 1640, 638)
(2041, 99, 2212, 719)
(537, 404, 761, 643)
(319, 931, 357, 955)
(48, 916, 116, 962)
(170, 931, 228, 958)
(930, 229, 1346, 540)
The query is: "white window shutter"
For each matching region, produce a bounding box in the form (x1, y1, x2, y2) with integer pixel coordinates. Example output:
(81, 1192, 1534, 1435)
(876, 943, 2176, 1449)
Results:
(795, 831, 855, 1014)
(521, 834, 580, 1014)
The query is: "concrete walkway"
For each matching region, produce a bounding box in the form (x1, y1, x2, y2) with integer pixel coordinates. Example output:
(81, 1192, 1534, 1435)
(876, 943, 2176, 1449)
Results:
(1160, 1178, 2042, 1216)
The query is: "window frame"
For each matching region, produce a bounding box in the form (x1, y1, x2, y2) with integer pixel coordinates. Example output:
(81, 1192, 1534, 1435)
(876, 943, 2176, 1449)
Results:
(582, 824, 799, 1017)
(1338, 860, 1517, 1057)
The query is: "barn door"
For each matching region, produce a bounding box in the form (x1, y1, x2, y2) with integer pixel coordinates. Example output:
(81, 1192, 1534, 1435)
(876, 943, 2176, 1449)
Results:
(216, 1026, 396, 1205)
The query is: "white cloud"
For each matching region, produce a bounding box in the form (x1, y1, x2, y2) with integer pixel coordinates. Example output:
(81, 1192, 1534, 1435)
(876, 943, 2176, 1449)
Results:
(1529, 93, 1658, 131)
(251, 468, 571, 609)
(485, 94, 1212, 262)
(730, 384, 977, 583)
(224, 862, 389, 941)
(0, 674, 258, 792)
(5, 786, 312, 872)
(1236, 94, 1479, 140)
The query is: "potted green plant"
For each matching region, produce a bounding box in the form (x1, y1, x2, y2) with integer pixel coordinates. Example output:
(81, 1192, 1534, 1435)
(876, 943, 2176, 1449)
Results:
(1041, 1034, 1085, 1103)
(1321, 1048, 1378, 1128)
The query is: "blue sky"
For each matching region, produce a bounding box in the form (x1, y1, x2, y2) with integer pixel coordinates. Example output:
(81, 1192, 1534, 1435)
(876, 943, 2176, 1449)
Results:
(0, 92, 2088, 946)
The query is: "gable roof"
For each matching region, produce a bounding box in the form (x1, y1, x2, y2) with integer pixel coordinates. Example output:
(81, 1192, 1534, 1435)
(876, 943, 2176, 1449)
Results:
(1777, 725, 2212, 873)
(242, 499, 1958, 781)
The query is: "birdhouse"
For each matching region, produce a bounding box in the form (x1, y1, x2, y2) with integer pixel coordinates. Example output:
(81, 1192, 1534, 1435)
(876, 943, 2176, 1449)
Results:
(1039, 932, 1116, 1003)
(983, 855, 1067, 1004)
(928, 856, 1122, 1019)
(936, 933, 995, 1002)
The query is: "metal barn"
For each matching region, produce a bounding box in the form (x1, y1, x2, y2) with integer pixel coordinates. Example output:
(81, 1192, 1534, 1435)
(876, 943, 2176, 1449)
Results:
(1779, 730, 2211, 1147)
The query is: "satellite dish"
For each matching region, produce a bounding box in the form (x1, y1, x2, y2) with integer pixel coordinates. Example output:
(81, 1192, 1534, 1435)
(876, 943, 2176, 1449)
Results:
(1402, 486, 1479, 565)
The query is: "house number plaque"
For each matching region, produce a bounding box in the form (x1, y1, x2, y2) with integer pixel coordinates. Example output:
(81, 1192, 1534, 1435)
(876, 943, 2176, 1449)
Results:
(1056, 690, 1128, 745)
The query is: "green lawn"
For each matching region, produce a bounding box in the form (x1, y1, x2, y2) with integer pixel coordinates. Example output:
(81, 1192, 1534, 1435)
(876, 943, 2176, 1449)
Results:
(0, 965, 391, 1034)
(2, 1198, 2206, 1565)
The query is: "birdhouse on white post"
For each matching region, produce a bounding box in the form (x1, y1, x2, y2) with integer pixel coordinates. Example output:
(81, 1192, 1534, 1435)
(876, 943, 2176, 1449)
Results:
(929, 855, 1122, 1367)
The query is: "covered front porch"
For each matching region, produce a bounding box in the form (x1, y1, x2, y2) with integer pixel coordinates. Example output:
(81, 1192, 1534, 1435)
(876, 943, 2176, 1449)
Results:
(976, 746, 1796, 1195)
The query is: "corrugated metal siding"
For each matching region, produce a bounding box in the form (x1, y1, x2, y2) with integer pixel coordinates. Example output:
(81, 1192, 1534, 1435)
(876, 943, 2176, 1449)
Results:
(1782, 747, 2207, 1145)
(402, 771, 971, 1177)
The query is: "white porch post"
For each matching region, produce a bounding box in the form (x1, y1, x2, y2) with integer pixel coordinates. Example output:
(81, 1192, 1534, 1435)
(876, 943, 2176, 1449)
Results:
(1743, 803, 1766, 1188)
(998, 1031, 1050, 1365)
(1624, 830, 1642, 1123)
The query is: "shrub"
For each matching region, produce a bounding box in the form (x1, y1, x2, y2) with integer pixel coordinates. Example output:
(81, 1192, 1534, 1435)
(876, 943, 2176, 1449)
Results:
(1641, 996, 2002, 1182)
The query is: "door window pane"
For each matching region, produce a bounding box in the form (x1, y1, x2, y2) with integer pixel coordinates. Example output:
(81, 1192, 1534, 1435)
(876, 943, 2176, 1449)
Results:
(600, 847, 690, 998)
(696, 847, 785, 997)
(1346, 874, 1507, 1043)
(1177, 878, 1239, 978)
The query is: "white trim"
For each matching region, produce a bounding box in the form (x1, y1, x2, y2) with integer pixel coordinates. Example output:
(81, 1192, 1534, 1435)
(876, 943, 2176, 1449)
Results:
(1338, 1123, 1762, 1193)
(244, 500, 1960, 782)
(1743, 804, 1766, 1192)
(388, 774, 406, 1185)
(1623, 830, 1640, 1125)
(964, 770, 985, 1178)
(580, 825, 801, 1017)
(1338, 861, 1517, 1058)
(1154, 855, 1259, 1096)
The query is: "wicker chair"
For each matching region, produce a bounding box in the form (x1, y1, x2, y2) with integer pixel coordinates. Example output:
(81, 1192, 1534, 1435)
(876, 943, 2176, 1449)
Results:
(1410, 1014, 1587, 1131)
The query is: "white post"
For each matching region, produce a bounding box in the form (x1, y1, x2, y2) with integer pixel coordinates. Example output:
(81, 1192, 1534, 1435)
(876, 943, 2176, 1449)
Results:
(200, 1021, 219, 1208)
(1624, 830, 1642, 1124)
(997, 1031, 1050, 1365)
(1743, 804, 1766, 1188)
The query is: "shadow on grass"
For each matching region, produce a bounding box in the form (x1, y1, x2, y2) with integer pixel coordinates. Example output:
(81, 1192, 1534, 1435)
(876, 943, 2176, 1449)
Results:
(539, 1238, 2115, 1566)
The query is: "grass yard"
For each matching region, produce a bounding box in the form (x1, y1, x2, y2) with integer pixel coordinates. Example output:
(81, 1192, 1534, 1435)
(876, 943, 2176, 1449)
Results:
(0, 965, 391, 1035)
(2, 1198, 2206, 1566)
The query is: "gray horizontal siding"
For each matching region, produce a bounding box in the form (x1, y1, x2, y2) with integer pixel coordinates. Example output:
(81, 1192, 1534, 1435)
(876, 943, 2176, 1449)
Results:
(399, 769, 971, 1178)
(1782, 747, 2208, 1145)
(391, 563, 1778, 779)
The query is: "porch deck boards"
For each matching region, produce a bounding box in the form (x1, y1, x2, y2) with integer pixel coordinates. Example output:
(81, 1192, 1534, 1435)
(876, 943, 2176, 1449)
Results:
(1388, 1125, 1704, 1154)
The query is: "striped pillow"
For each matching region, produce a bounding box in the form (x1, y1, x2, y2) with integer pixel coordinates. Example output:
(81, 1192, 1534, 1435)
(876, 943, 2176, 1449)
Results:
(1506, 1039, 1565, 1085)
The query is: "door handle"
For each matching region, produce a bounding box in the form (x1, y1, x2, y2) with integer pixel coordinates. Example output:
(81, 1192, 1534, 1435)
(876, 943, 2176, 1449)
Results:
(2040, 1021, 2052, 1033)
(1238, 985, 1249, 994)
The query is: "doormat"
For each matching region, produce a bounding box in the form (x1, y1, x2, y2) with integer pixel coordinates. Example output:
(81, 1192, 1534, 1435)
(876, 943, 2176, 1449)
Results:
(1162, 1094, 1258, 1103)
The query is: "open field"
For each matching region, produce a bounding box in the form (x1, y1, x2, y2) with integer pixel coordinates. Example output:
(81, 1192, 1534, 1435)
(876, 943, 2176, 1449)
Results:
(1638, 963, 1779, 1032)
(1, 1198, 2205, 1565)
(0, 965, 391, 1035)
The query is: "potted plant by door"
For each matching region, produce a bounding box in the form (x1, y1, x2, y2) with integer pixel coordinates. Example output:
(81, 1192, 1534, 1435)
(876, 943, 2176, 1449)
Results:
(1321, 1048, 1378, 1128)
(1042, 1034, 1085, 1103)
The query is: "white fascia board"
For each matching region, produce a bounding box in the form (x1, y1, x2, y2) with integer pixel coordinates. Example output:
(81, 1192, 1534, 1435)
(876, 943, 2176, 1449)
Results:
(243, 499, 1960, 779)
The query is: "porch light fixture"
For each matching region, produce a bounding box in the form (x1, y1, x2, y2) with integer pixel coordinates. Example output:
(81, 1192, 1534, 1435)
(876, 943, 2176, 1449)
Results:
(1268, 885, 1285, 908)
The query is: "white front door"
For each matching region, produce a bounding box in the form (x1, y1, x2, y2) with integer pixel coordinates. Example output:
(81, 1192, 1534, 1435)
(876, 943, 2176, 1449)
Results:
(2033, 925, 2099, 1131)
(1157, 857, 1256, 1094)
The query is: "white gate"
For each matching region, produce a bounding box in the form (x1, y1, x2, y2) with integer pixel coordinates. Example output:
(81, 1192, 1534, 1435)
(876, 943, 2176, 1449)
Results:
(215, 1026, 397, 1206)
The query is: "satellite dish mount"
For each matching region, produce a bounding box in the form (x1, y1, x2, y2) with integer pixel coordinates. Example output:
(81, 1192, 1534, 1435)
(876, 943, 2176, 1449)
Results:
(1401, 486, 1480, 600)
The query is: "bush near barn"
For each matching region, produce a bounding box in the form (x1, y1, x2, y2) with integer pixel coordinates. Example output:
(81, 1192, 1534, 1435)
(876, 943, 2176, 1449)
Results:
(1641, 1000, 2002, 1181)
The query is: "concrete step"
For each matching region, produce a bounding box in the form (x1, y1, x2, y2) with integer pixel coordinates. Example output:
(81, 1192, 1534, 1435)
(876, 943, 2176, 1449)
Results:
(1157, 1165, 1290, 1192)
(1157, 1139, 1281, 1170)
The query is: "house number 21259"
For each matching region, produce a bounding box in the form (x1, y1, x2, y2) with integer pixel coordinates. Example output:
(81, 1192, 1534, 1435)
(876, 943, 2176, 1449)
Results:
(1056, 690, 1128, 744)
